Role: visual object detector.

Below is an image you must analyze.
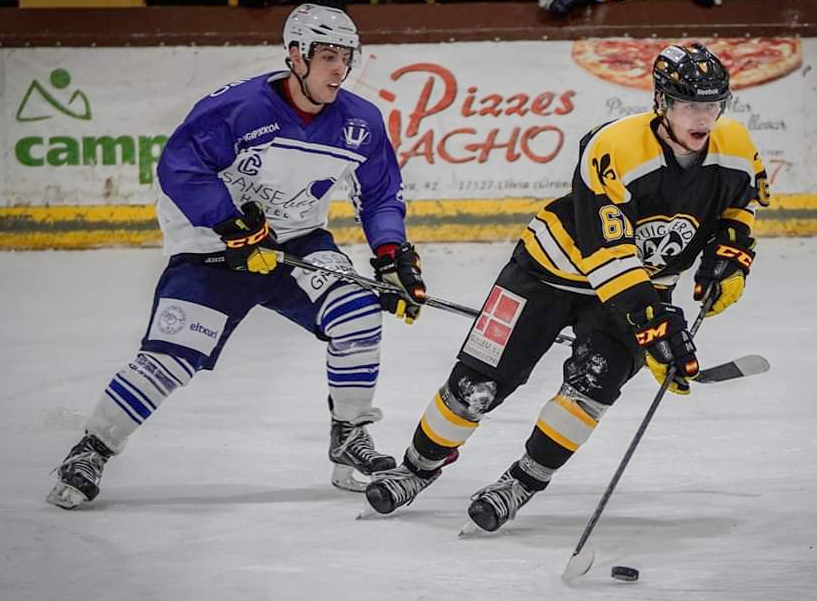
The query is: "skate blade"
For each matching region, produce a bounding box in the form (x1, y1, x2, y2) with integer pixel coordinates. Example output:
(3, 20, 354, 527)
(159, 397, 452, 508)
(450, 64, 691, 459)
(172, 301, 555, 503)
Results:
(331, 464, 369, 493)
(356, 502, 378, 520)
(562, 548, 595, 581)
(46, 481, 87, 510)
(458, 519, 481, 537)
(458, 517, 496, 538)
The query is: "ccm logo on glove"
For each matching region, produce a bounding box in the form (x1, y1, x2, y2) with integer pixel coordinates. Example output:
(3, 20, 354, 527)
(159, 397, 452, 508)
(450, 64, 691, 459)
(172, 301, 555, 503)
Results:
(714, 244, 753, 269)
(635, 321, 668, 346)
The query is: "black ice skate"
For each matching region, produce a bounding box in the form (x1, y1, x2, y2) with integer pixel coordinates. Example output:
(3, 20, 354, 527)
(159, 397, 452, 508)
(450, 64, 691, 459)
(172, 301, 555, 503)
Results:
(465, 464, 541, 533)
(46, 434, 113, 509)
(364, 463, 442, 514)
(363, 449, 459, 516)
(329, 409, 396, 492)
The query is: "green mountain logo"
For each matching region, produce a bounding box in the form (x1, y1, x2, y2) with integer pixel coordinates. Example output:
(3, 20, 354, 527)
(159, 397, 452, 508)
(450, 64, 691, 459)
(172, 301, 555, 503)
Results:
(16, 68, 91, 122)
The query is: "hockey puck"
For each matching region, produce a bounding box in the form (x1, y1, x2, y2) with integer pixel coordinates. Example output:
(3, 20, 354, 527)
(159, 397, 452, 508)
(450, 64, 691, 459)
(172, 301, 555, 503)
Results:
(611, 566, 639, 582)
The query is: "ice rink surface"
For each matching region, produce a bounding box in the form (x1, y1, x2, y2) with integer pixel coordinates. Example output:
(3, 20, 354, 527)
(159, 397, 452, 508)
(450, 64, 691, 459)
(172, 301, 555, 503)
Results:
(1, 238, 815, 601)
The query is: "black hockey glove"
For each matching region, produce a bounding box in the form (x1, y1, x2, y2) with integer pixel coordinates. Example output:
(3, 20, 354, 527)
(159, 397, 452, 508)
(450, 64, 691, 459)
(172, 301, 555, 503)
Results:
(628, 303, 699, 395)
(371, 242, 426, 324)
(694, 227, 755, 317)
(213, 201, 278, 275)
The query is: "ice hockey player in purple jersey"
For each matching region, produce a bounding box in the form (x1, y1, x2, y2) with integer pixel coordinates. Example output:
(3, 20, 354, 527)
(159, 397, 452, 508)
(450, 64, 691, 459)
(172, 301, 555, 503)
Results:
(364, 43, 768, 532)
(47, 3, 426, 509)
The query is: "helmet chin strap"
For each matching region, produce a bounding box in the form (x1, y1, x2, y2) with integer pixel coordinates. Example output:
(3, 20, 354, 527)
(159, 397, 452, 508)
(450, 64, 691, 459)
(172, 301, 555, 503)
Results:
(660, 115, 701, 155)
(285, 56, 324, 107)
(656, 94, 704, 155)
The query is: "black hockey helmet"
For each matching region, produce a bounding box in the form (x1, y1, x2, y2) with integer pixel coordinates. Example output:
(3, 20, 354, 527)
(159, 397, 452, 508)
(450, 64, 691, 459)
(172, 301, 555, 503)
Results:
(653, 43, 731, 109)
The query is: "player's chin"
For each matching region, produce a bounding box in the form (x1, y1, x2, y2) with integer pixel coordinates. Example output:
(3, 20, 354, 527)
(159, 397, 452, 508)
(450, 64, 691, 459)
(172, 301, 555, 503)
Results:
(323, 83, 341, 101)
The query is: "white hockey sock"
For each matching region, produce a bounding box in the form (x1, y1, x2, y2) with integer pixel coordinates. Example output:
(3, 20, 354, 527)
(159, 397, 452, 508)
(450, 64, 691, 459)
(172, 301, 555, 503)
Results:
(318, 285, 382, 422)
(85, 351, 194, 452)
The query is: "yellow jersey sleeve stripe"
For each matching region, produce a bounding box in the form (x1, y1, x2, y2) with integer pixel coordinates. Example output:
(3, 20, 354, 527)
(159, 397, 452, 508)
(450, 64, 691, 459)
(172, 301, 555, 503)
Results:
(582, 243, 641, 273)
(536, 209, 587, 272)
(586, 254, 645, 291)
(595, 268, 651, 302)
(522, 227, 588, 283)
(721, 207, 755, 229)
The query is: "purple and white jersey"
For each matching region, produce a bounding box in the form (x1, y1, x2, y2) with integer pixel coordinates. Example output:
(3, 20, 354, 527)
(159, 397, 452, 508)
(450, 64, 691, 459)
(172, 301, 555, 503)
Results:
(156, 71, 406, 255)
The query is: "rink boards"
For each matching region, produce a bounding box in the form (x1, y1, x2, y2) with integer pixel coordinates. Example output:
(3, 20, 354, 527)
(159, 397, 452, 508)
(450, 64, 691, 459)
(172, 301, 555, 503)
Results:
(2, 195, 816, 250)
(2, 40, 817, 248)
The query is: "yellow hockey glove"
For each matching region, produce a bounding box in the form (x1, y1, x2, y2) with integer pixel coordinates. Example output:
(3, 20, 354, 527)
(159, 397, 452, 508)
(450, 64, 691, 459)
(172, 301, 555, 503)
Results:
(694, 227, 755, 317)
(371, 242, 426, 324)
(628, 303, 700, 395)
(213, 202, 278, 275)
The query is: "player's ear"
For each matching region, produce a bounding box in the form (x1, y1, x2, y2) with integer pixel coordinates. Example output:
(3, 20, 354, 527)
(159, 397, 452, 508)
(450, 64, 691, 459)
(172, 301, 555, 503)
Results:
(655, 92, 667, 116)
(288, 45, 305, 71)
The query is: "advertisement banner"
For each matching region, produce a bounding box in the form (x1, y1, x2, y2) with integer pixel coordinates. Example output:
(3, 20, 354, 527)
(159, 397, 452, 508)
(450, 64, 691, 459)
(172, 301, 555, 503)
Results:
(0, 38, 810, 207)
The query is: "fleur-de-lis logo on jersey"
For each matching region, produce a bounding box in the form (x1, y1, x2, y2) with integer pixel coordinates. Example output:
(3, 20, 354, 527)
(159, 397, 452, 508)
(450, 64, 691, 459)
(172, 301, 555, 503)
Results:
(635, 215, 697, 274)
(592, 153, 617, 188)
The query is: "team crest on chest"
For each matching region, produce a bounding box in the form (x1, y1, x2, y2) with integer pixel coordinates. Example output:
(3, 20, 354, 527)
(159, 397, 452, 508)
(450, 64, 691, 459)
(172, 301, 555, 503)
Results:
(342, 118, 371, 150)
(237, 153, 262, 176)
(635, 214, 699, 273)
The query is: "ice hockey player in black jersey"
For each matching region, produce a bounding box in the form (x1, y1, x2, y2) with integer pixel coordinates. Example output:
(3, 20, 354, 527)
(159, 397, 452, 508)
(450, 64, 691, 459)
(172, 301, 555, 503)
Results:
(364, 42, 768, 532)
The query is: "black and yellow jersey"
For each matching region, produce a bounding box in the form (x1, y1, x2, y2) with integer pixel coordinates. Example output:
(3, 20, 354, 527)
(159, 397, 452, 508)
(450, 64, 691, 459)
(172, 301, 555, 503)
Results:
(517, 111, 769, 312)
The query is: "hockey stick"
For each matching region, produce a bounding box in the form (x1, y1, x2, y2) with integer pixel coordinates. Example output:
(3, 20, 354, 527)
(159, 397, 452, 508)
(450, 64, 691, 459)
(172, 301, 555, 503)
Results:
(274, 250, 481, 319)
(562, 295, 715, 581)
(695, 354, 769, 383)
(273, 250, 578, 345)
(276, 250, 770, 382)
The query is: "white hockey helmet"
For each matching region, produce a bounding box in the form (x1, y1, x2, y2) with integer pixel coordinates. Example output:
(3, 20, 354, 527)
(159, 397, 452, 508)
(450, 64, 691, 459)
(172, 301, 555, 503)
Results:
(283, 3, 361, 68)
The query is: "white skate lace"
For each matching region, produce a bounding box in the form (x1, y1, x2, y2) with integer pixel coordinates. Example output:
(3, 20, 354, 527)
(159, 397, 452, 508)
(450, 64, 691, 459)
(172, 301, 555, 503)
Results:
(335, 426, 382, 463)
(373, 465, 436, 507)
(470, 472, 533, 522)
(331, 408, 388, 466)
(53, 450, 106, 485)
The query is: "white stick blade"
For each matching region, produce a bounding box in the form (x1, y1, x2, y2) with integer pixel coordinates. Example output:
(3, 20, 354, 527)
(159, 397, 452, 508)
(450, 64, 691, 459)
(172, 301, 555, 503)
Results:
(562, 548, 595, 581)
(734, 354, 771, 377)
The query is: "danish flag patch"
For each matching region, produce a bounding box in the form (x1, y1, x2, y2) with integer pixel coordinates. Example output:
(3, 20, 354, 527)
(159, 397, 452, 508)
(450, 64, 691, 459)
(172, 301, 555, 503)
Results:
(462, 285, 526, 367)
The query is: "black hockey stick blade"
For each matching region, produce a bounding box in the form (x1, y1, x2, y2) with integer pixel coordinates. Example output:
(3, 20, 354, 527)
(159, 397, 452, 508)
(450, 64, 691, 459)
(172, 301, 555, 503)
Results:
(696, 355, 770, 384)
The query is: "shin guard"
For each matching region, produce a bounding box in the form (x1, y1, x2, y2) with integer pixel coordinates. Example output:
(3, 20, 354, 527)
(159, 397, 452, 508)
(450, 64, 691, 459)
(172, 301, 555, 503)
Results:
(85, 351, 194, 453)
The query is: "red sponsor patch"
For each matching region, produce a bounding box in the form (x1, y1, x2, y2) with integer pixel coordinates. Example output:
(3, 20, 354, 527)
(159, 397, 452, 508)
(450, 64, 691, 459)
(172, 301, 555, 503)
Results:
(494, 295, 521, 322)
(464, 285, 527, 367)
(484, 286, 501, 313)
(476, 314, 488, 330)
(484, 320, 512, 345)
